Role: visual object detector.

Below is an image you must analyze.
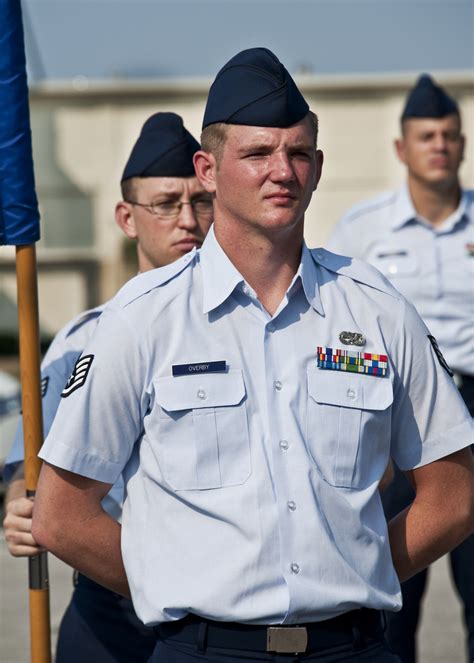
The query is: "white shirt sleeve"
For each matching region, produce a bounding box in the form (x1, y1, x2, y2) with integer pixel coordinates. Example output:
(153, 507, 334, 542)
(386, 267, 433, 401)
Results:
(389, 297, 473, 470)
(4, 337, 81, 477)
(39, 305, 148, 485)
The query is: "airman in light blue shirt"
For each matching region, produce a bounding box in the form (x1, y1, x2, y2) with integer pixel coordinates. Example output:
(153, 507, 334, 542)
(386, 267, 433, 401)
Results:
(33, 51, 474, 663)
(328, 73, 474, 663)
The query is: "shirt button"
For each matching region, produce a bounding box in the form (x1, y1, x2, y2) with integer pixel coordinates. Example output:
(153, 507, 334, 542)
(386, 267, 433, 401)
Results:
(316, 252, 325, 261)
(267, 323, 276, 333)
(279, 440, 289, 451)
(274, 380, 283, 391)
(287, 500, 296, 511)
(346, 388, 357, 399)
(197, 389, 207, 400)
(290, 563, 300, 574)
(388, 264, 398, 275)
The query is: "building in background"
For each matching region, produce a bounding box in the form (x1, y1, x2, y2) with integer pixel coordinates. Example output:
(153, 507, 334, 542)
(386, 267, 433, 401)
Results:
(0, 71, 472, 369)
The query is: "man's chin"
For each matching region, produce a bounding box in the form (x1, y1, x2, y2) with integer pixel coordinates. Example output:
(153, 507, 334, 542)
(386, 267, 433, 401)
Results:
(422, 172, 458, 188)
(174, 242, 201, 255)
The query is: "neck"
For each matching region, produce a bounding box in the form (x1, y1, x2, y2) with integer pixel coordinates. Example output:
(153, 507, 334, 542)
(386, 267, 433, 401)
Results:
(407, 176, 461, 227)
(214, 218, 303, 316)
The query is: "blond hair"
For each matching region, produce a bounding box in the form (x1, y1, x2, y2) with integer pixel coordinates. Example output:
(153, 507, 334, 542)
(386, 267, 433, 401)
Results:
(201, 111, 319, 164)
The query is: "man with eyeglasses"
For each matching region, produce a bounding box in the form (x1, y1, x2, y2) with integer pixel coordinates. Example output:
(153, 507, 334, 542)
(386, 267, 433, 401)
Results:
(3, 112, 212, 663)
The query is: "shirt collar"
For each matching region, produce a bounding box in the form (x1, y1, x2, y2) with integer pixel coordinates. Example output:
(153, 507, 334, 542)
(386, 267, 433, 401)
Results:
(389, 184, 418, 230)
(299, 242, 325, 315)
(200, 225, 324, 316)
(390, 183, 469, 232)
(200, 225, 246, 314)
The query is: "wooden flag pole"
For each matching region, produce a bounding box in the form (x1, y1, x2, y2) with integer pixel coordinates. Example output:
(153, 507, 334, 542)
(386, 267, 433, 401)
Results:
(15, 243, 52, 663)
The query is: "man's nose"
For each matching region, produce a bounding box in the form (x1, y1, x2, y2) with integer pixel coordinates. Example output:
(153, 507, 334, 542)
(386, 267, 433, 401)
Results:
(177, 202, 198, 229)
(270, 153, 295, 182)
(433, 134, 448, 151)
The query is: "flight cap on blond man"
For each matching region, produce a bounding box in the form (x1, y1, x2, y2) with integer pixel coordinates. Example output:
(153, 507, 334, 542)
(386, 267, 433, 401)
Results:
(202, 47, 309, 129)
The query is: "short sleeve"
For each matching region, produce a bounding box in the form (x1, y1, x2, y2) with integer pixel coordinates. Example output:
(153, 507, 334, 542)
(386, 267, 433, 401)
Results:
(39, 305, 148, 485)
(3, 337, 81, 480)
(389, 298, 473, 470)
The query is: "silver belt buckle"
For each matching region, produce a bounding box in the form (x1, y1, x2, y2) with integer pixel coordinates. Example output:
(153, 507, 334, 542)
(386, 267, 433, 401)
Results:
(266, 626, 308, 654)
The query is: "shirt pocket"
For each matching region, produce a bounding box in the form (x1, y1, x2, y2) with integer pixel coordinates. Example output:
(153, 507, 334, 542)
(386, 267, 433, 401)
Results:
(153, 369, 251, 490)
(370, 249, 419, 278)
(306, 368, 393, 488)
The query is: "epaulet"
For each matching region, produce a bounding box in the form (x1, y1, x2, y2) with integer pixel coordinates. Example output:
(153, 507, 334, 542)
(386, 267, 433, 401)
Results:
(340, 190, 396, 224)
(311, 248, 402, 300)
(63, 304, 106, 339)
(113, 249, 197, 309)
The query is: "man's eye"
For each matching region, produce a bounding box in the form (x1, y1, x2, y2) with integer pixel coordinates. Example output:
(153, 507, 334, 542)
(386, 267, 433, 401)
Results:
(293, 151, 311, 159)
(155, 202, 177, 211)
(193, 200, 213, 211)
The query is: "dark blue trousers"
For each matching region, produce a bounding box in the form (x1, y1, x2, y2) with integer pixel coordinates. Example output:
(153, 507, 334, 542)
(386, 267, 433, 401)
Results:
(149, 639, 400, 662)
(55, 573, 156, 663)
(382, 375, 474, 663)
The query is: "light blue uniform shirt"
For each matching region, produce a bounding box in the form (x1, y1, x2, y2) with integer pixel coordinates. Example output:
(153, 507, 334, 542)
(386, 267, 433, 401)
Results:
(40, 226, 473, 626)
(327, 186, 474, 376)
(5, 304, 124, 520)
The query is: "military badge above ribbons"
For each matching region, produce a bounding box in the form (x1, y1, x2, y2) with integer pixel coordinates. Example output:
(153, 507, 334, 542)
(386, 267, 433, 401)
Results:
(317, 347, 388, 377)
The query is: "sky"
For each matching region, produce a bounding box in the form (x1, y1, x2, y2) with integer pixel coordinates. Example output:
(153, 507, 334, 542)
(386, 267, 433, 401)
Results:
(22, 0, 474, 82)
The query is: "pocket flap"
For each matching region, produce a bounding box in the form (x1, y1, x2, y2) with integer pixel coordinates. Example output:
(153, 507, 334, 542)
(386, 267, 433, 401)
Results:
(155, 369, 246, 412)
(370, 246, 418, 277)
(308, 368, 393, 410)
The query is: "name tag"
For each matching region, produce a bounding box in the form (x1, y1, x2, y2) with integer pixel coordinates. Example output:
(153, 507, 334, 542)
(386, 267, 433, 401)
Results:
(172, 360, 227, 376)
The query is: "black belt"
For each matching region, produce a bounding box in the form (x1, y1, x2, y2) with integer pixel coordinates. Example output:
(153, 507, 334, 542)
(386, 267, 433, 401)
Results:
(155, 609, 383, 654)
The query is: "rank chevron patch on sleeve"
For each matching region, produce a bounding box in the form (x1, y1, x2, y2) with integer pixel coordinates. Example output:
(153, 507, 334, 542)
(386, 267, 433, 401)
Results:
(61, 355, 94, 398)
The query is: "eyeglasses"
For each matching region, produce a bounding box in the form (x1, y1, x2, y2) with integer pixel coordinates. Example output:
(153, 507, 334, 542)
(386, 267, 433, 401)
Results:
(125, 198, 213, 221)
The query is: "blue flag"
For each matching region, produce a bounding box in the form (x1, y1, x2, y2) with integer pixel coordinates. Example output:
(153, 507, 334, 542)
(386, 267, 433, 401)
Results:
(0, 0, 40, 246)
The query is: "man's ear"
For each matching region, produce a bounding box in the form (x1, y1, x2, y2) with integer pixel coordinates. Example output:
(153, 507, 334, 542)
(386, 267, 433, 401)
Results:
(313, 149, 324, 191)
(193, 151, 217, 194)
(459, 133, 466, 163)
(394, 137, 407, 166)
(115, 201, 138, 239)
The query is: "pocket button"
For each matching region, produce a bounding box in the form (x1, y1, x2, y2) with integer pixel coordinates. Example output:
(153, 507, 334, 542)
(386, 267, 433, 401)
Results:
(197, 389, 207, 400)
(346, 388, 357, 400)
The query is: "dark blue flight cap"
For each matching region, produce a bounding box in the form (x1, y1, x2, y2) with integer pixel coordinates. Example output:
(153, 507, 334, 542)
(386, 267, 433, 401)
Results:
(202, 47, 309, 129)
(401, 74, 459, 121)
(121, 112, 200, 182)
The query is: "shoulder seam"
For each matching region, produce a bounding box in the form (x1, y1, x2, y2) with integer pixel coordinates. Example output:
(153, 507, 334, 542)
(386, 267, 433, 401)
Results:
(314, 249, 403, 301)
(343, 192, 397, 223)
(117, 253, 195, 310)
